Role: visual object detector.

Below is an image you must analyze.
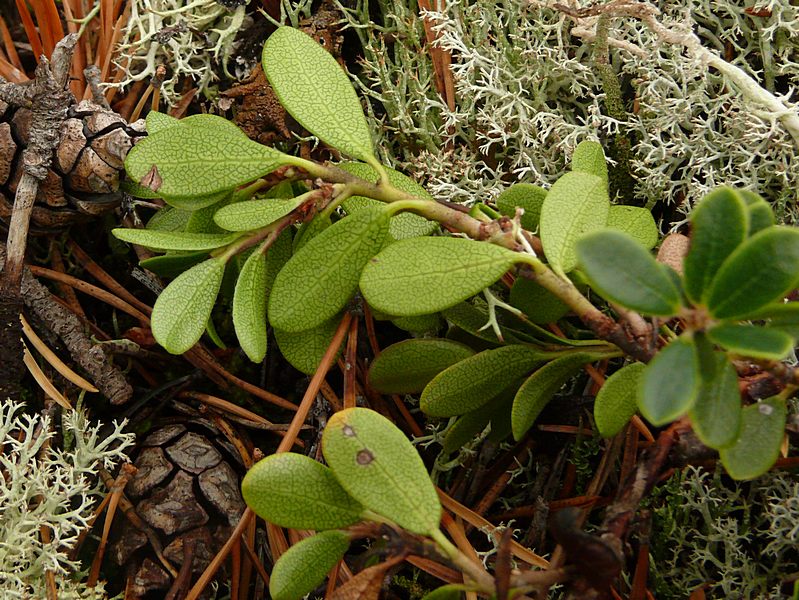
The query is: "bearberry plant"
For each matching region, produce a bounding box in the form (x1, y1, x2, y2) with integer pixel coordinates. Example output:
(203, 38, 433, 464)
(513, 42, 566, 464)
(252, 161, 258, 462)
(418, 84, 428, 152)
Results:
(111, 24, 799, 597)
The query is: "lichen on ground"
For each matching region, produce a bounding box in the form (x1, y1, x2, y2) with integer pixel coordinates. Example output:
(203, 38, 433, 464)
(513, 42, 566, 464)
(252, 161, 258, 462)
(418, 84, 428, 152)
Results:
(341, 0, 799, 225)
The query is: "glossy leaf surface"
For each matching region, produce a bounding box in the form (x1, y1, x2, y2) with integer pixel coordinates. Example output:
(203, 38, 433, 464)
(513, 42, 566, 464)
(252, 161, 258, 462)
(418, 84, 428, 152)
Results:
(740, 190, 774, 235)
(720, 397, 786, 480)
(606, 205, 658, 250)
(570, 140, 608, 183)
(594, 362, 646, 438)
(322, 408, 441, 534)
(421, 585, 467, 600)
(146, 206, 191, 231)
(708, 323, 794, 360)
(274, 316, 343, 375)
(139, 251, 207, 278)
(263, 27, 375, 162)
(421, 345, 547, 417)
(540, 171, 609, 276)
(360, 237, 518, 317)
(509, 277, 570, 324)
(112, 228, 239, 251)
(233, 249, 269, 362)
(576, 230, 682, 316)
(242, 453, 363, 529)
(706, 226, 799, 319)
(145, 110, 179, 134)
(689, 349, 741, 449)
(683, 187, 748, 303)
(495, 183, 547, 231)
(214, 198, 304, 232)
(269, 531, 351, 600)
(512, 352, 600, 440)
(151, 258, 225, 354)
(125, 114, 289, 198)
(750, 302, 799, 338)
(638, 337, 699, 426)
(269, 206, 389, 332)
(367, 339, 475, 394)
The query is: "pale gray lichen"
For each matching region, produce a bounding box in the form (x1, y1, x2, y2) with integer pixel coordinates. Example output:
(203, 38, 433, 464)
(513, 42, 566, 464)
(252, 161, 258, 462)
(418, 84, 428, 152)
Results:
(111, 0, 251, 106)
(648, 466, 799, 598)
(0, 399, 134, 598)
(339, 0, 799, 223)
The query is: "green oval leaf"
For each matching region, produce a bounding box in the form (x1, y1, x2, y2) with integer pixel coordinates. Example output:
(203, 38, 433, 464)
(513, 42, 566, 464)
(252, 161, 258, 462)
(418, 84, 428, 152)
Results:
(707, 323, 794, 360)
(139, 251, 208, 278)
(214, 197, 305, 232)
(322, 407, 442, 534)
(145, 110, 180, 134)
(421, 345, 547, 417)
(606, 205, 658, 250)
(233, 249, 269, 363)
(269, 531, 351, 600)
(242, 453, 363, 529)
(720, 397, 786, 480)
(689, 347, 741, 449)
(293, 213, 331, 252)
(512, 352, 601, 440)
(339, 162, 438, 240)
(151, 258, 226, 354)
(495, 183, 547, 232)
(146, 206, 191, 231)
(125, 114, 290, 198)
(421, 584, 467, 600)
(509, 276, 570, 324)
(269, 206, 390, 332)
(360, 237, 519, 317)
(162, 189, 233, 211)
(594, 362, 646, 438)
(263, 27, 374, 162)
(112, 228, 239, 251)
(683, 187, 748, 304)
(638, 337, 700, 426)
(739, 190, 775, 235)
(367, 339, 475, 394)
(274, 316, 343, 375)
(186, 197, 232, 235)
(749, 302, 799, 338)
(540, 171, 610, 276)
(576, 230, 681, 316)
(441, 406, 493, 455)
(705, 226, 799, 319)
(571, 140, 608, 183)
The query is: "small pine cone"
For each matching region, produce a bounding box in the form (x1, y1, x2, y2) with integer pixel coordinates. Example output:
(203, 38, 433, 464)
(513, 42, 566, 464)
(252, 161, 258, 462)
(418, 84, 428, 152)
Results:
(0, 99, 144, 232)
(111, 419, 247, 599)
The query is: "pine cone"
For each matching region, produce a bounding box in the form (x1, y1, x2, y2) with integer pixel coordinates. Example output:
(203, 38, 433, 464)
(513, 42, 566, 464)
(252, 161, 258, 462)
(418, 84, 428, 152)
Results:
(0, 99, 144, 231)
(111, 419, 246, 598)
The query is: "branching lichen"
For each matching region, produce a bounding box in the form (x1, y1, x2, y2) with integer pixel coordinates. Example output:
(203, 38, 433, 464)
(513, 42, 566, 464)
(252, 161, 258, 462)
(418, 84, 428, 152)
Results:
(110, 0, 251, 105)
(341, 0, 799, 222)
(0, 400, 134, 598)
(648, 466, 799, 598)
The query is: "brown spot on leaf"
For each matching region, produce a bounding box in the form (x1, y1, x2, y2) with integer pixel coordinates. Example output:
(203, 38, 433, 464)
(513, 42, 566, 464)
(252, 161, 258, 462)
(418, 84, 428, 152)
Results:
(356, 449, 374, 465)
(342, 424, 356, 437)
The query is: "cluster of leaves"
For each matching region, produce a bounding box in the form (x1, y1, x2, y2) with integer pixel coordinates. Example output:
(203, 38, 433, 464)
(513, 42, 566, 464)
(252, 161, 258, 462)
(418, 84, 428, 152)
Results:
(581, 188, 798, 479)
(241, 407, 460, 600)
(113, 23, 798, 502)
